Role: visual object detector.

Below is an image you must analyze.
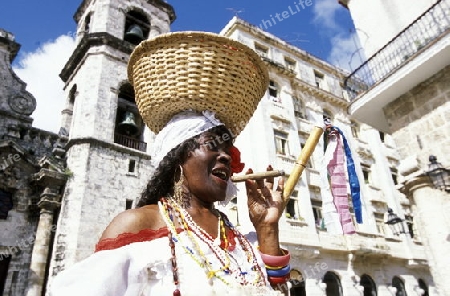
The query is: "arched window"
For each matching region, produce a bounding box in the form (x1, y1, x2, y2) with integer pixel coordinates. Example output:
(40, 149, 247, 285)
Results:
(124, 10, 150, 45)
(360, 274, 377, 296)
(418, 279, 429, 296)
(392, 276, 407, 296)
(323, 271, 343, 296)
(114, 83, 146, 152)
(290, 269, 306, 296)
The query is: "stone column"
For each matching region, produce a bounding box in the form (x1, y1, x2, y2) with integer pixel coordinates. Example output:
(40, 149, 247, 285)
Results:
(401, 173, 450, 296)
(25, 187, 61, 296)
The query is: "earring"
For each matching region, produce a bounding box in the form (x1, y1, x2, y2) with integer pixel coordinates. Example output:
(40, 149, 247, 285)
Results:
(173, 166, 191, 209)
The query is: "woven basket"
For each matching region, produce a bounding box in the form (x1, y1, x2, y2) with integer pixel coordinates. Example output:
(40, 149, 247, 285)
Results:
(128, 31, 269, 135)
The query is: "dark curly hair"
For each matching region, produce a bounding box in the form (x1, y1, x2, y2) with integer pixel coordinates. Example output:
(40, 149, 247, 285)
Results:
(136, 125, 233, 207)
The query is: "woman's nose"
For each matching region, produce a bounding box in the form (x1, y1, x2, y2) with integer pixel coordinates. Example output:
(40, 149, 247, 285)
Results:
(218, 151, 231, 165)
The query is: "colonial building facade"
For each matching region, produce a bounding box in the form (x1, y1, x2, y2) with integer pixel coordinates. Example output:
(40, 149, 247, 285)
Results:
(341, 0, 450, 294)
(0, 0, 441, 295)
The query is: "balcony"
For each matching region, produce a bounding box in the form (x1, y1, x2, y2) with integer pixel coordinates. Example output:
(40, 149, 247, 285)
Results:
(345, 0, 450, 132)
(114, 133, 147, 152)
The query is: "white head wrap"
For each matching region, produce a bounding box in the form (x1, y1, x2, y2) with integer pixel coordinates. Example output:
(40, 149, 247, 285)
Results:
(151, 110, 237, 205)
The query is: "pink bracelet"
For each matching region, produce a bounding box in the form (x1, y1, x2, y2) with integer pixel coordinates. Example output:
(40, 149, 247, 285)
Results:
(259, 248, 290, 267)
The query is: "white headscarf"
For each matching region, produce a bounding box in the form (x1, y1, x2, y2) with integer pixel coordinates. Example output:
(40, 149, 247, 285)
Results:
(151, 110, 237, 205)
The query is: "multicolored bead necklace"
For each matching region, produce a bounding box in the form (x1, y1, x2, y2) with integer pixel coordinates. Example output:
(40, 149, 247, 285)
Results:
(159, 198, 266, 295)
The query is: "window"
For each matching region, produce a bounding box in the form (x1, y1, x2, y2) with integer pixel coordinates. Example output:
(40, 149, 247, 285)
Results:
(293, 97, 306, 119)
(350, 120, 360, 138)
(274, 130, 289, 155)
(374, 212, 386, 235)
(128, 159, 136, 173)
(360, 274, 377, 296)
(323, 272, 343, 296)
(0, 255, 12, 294)
(311, 199, 325, 229)
(379, 131, 385, 143)
(124, 10, 150, 45)
(285, 191, 300, 220)
(361, 165, 371, 184)
(392, 276, 406, 296)
(418, 279, 429, 296)
(114, 83, 147, 152)
(254, 43, 268, 58)
(269, 80, 280, 102)
(391, 168, 398, 185)
(405, 215, 415, 239)
(125, 199, 133, 210)
(84, 13, 91, 33)
(323, 109, 333, 122)
(314, 71, 324, 88)
(290, 269, 306, 296)
(0, 189, 13, 220)
(284, 57, 296, 72)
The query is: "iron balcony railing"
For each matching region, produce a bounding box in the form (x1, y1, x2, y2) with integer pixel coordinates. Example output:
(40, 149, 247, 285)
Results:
(344, 0, 450, 100)
(114, 133, 147, 152)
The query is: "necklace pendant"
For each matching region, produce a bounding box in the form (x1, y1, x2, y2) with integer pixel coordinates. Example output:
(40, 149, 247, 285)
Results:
(173, 288, 181, 296)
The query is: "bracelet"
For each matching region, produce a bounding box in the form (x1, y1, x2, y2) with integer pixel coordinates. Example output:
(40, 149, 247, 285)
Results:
(268, 273, 290, 285)
(259, 248, 290, 267)
(266, 264, 291, 277)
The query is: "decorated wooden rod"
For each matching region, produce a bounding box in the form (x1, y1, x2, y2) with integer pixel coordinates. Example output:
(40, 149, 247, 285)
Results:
(231, 170, 285, 183)
(282, 126, 324, 204)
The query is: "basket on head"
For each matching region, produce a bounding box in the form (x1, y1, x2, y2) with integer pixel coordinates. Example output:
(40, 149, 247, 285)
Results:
(127, 31, 269, 136)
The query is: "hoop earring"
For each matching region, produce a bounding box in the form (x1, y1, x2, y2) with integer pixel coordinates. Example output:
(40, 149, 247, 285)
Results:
(173, 166, 191, 209)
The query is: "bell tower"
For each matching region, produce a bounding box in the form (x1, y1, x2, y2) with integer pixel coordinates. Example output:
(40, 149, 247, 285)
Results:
(48, 0, 175, 281)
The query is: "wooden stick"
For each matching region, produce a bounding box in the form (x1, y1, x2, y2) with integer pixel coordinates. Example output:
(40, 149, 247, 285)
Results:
(283, 126, 324, 204)
(231, 170, 285, 182)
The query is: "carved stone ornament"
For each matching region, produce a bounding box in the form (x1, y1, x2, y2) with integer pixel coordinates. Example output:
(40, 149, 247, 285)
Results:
(8, 94, 37, 115)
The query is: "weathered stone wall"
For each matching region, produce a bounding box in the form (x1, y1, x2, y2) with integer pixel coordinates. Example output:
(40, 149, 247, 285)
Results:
(48, 142, 153, 277)
(384, 66, 450, 167)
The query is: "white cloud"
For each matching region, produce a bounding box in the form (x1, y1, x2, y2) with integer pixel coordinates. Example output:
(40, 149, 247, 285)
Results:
(328, 32, 365, 73)
(312, 0, 341, 30)
(13, 35, 76, 133)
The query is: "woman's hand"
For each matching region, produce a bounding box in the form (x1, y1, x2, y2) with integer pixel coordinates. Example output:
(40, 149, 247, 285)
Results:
(245, 165, 285, 226)
(245, 165, 285, 255)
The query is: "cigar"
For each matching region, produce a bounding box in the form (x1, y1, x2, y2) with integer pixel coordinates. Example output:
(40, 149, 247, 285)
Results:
(231, 170, 285, 182)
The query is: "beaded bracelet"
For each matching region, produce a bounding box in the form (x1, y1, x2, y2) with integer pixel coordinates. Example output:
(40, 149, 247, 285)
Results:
(259, 248, 290, 267)
(266, 264, 290, 277)
(267, 273, 290, 285)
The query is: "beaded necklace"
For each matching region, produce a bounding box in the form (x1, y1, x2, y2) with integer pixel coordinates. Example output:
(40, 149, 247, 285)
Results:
(159, 198, 266, 295)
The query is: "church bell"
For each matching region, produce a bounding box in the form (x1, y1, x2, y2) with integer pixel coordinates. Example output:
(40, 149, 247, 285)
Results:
(124, 24, 144, 45)
(117, 111, 140, 136)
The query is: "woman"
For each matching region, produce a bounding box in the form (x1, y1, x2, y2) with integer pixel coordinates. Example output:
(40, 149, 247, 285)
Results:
(50, 32, 291, 295)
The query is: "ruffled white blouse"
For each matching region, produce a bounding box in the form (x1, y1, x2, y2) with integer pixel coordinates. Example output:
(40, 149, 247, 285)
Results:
(49, 227, 283, 296)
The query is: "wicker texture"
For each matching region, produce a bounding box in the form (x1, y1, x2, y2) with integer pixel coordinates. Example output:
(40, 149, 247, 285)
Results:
(128, 31, 269, 135)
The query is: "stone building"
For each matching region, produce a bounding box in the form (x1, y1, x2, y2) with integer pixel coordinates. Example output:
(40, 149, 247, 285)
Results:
(0, 29, 67, 295)
(340, 0, 450, 294)
(220, 17, 435, 295)
(0, 0, 442, 295)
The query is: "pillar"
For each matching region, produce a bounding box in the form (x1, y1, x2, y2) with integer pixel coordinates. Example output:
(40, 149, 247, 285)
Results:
(26, 187, 61, 296)
(401, 173, 450, 296)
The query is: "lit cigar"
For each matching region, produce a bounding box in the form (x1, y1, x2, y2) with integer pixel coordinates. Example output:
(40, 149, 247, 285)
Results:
(231, 170, 285, 182)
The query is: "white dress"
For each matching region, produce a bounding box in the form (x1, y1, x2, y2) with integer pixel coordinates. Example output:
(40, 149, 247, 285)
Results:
(49, 224, 284, 295)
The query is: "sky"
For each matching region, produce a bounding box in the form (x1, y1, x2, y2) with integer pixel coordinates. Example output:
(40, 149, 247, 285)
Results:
(1, 0, 361, 133)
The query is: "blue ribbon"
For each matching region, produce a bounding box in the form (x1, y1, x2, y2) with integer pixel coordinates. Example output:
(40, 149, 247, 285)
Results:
(335, 127, 362, 223)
